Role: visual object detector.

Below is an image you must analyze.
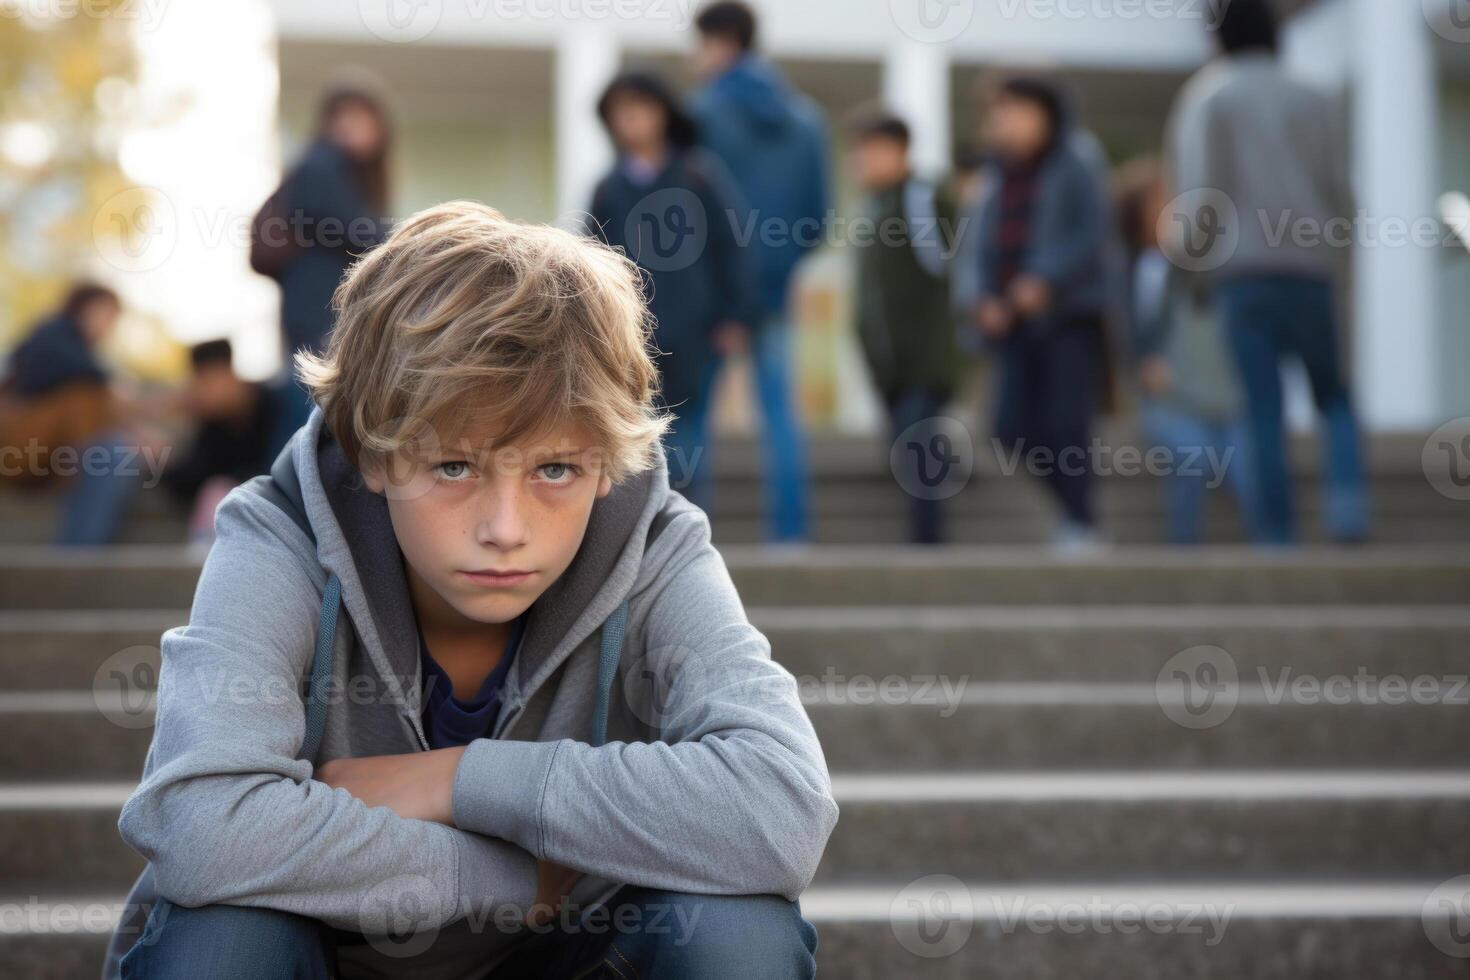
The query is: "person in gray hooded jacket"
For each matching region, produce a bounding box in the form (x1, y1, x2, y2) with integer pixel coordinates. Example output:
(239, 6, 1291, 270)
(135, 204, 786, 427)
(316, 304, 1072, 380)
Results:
(115, 202, 837, 979)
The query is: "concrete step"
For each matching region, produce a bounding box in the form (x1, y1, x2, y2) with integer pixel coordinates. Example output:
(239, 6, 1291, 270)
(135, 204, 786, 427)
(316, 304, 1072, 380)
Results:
(6, 605, 1469, 691)
(810, 699, 1470, 771)
(5, 775, 1469, 892)
(0, 474, 1456, 546)
(818, 772, 1470, 880)
(17, 512, 1470, 547)
(4, 546, 1468, 609)
(708, 515, 1470, 545)
(8, 693, 1470, 781)
(4, 881, 1467, 979)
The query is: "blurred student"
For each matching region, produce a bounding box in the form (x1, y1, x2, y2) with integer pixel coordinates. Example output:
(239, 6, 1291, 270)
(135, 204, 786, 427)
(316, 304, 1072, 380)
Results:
(689, 0, 829, 543)
(848, 111, 960, 544)
(1116, 159, 1256, 545)
(1165, 0, 1367, 544)
(961, 77, 1112, 552)
(0, 282, 146, 545)
(160, 339, 276, 546)
(253, 78, 393, 456)
(588, 71, 757, 512)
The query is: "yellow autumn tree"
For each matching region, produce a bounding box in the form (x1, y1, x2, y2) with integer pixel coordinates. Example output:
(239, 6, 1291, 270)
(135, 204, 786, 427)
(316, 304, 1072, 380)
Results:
(0, 1, 136, 346)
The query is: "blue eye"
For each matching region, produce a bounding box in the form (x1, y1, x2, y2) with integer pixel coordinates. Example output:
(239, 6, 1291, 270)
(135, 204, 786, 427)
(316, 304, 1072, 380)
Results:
(538, 462, 577, 483)
(435, 461, 471, 481)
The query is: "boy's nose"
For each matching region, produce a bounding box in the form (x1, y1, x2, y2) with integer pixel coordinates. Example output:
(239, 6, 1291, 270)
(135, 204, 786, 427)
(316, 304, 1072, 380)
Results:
(474, 485, 530, 549)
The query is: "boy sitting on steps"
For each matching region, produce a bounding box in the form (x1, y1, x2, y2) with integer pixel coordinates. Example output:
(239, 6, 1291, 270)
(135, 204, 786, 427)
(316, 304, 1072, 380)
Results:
(117, 201, 838, 979)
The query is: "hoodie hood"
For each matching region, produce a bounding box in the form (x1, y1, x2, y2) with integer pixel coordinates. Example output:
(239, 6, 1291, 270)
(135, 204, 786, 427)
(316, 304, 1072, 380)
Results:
(292, 406, 670, 745)
(707, 55, 800, 135)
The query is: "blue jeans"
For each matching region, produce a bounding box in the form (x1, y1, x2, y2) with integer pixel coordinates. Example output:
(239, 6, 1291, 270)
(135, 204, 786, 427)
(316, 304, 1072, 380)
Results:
(671, 315, 809, 543)
(56, 429, 141, 546)
(886, 386, 949, 544)
(1140, 402, 1258, 545)
(120, 887, 817, 979)
(992, 317, 1101, 528)
(1216, 275, 1369, 544)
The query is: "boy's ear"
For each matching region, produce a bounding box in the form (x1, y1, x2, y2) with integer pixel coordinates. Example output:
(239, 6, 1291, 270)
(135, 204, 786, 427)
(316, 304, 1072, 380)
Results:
(596, 473, 613, 498)
(359, 460, 385, 495)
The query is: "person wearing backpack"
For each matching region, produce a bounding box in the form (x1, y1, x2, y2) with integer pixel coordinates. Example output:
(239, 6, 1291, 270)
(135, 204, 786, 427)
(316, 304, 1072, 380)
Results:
(253, 79, 393, 457)
(113, 202, 834, 979)
(586, 70, 758, 513)
(847, 110, 961, 545)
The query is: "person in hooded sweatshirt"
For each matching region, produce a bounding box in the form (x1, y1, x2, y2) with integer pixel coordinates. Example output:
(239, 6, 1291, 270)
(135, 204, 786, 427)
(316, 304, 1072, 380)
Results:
(115, 202, 836, 979)
(958, 76, 1114, 553)
(256, 79, 393, 459)
(1165, 0, 1366, 544)
(587, 70, 758, 514)
(687, 1, 830, 544)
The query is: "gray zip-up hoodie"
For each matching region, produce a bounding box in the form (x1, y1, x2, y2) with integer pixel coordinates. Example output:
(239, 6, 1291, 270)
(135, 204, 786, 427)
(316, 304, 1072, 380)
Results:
(118, 406, 838, 968)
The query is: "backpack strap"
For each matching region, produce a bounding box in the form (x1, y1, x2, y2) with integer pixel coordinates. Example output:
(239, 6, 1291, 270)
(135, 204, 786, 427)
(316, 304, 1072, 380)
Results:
(590, 599, 629, 747)
(241, 431, 338, 763)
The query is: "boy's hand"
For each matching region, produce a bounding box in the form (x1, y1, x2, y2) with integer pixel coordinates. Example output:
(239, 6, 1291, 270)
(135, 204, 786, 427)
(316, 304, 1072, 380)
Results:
(1139, 354, 1173, 396)
(974, 299, 1014, 340)
(316, 746, 466, 824)
(1008, 275, 1051, 318)
(712, 320, 749, 357)
(529, 859, 586, 927)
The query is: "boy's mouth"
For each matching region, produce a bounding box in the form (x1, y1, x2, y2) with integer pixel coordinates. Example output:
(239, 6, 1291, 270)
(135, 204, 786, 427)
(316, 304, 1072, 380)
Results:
(458, 569, 534, 587)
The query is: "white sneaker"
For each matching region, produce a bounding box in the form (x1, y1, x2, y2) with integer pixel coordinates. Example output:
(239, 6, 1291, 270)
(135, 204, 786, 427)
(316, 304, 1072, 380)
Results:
(1050, 521, 1107, 557)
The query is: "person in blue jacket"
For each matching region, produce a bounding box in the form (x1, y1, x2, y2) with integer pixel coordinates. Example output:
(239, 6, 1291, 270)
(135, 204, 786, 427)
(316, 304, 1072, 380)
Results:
(688, 1, 830, 543)
(259, 80, 393, 456)
(958, 76, 1115, 552)
(587, 71, 758, 510)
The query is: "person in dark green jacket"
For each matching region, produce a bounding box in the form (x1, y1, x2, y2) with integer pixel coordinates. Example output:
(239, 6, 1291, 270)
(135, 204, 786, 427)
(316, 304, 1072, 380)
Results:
(849, 111, 961, 544)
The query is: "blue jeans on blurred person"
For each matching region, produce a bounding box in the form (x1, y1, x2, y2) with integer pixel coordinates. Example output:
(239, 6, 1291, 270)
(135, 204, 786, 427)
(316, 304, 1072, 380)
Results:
(120, 887, 818, 979)
(1216, 275, 1368, 545)
(677, 315, 810, 543)
(886, 387, 949, 545)
(57, 430, 141, 546)
(1140, 403, 1257, 545)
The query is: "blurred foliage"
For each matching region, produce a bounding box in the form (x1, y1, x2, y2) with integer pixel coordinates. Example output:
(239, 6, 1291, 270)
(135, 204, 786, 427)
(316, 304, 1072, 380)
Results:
(0, 1, 136, 347)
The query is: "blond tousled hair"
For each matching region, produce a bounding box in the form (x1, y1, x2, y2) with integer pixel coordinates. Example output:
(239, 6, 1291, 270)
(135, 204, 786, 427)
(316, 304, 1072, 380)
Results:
(296, 201, 670, 484)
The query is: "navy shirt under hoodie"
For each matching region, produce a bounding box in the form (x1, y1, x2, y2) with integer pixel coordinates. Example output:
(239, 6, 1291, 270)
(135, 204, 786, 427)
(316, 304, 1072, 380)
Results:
(418, 614, 526, 748)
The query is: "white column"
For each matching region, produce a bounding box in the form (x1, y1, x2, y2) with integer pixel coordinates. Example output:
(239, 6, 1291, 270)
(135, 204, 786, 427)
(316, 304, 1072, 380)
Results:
(554, 29, 619, 227)
(1353, 0, 1440, 430)
(882, 40, 951, 179)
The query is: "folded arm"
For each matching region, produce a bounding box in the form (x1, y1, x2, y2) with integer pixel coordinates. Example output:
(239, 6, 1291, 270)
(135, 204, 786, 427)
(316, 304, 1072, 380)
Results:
(117, 489, 538, 931)
(451, 508, 840, 900)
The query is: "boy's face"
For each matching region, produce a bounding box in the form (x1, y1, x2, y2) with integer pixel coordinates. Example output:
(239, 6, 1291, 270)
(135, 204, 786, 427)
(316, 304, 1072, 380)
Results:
(363, 416, 614, 632)
(985, 96, 1051, 161)
(851, 135, 909, 192)
(607, 92, 667, 155)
